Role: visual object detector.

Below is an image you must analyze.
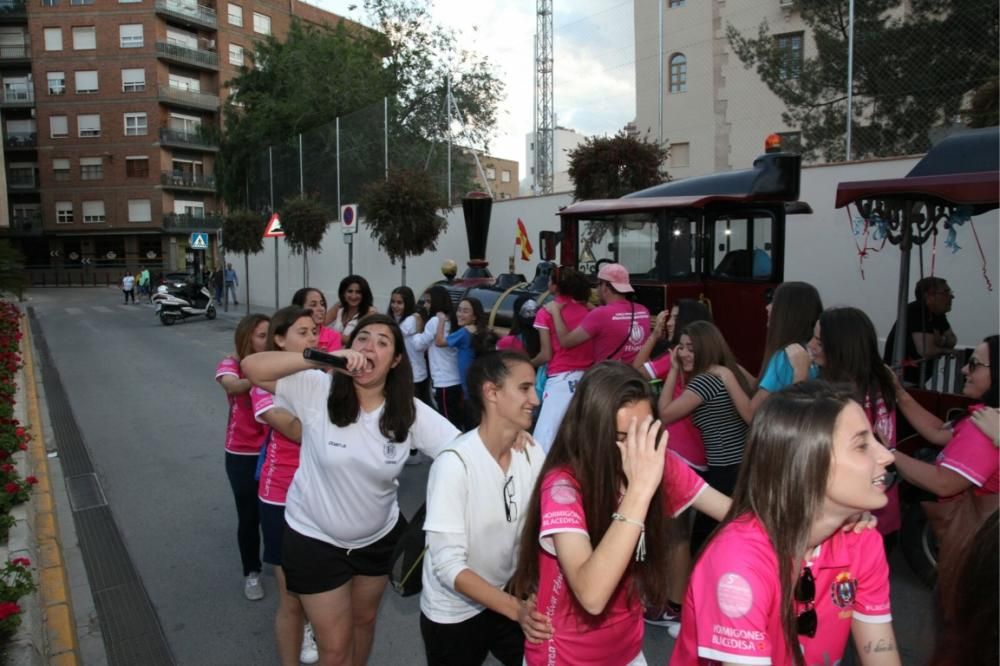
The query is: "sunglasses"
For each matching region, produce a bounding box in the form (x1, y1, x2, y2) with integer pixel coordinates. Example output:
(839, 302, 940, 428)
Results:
(503, 476, 517, 523)
(967, 357, 991, 373)
(795, 566, 817, 638)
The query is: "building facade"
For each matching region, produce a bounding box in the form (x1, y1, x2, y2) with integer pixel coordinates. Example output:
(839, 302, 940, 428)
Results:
(523, 126, 585, 195)
(473, 154, 517, 200)
(0, 0, 350, 278)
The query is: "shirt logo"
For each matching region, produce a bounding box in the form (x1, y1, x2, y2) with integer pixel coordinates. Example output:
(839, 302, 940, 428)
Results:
(548, 479, 578, 505)
(716, 573, 754, 618)
(327, 440, 346, 448)
(830, 571, 857, 608)
(383, 443, 398, 461)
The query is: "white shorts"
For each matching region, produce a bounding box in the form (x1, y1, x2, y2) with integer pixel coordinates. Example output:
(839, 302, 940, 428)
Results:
(532, 370, 585, 453)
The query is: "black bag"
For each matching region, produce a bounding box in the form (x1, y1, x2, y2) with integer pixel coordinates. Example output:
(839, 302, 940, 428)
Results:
(388, 503, 427, 597)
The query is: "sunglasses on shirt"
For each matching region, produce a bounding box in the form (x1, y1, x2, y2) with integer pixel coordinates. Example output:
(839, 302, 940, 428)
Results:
(795, 566, 818, 638)
(503, 476, 517, 523)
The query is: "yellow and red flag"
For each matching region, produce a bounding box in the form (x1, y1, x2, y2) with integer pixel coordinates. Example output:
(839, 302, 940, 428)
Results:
(515, 218, 533, 261)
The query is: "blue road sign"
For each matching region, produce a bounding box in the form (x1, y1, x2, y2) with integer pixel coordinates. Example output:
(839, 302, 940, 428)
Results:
(190, 232, 209, 250)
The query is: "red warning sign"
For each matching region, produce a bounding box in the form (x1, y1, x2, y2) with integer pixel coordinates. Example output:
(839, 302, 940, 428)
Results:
(263, 213, 285, 238)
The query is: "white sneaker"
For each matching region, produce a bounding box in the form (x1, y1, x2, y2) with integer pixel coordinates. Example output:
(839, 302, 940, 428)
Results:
(300, 623, 319, 664)
(668, 622, 681, 639)
(244, 572, 264, 601)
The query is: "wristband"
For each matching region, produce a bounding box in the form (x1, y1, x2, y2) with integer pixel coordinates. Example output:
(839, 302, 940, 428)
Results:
(611, 512, 646, 562)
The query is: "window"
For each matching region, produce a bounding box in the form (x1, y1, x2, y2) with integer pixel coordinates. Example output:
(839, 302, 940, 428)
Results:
(43, 28, 62, 51)
(72, 26, 96, 50)
(252, 11, 270, 35)
(47, 71, 65, 95)
(80, 156, 103, 180)
(669, 142, 690, 168)
(227, 2, 242, 26)
(228, 43, 243, 66)
(8, 164, 36, 188)
(120, 24, 143, 48)
(78, 114, 101, 137)
(174, 200, 205, 217)
(166, 27, 196, 49)
(775, 33, 803, 80)
(485, 167, 496, 180)
(169, 112, 201, 134)
(169, 73, 200, 92)
(70, 0, 94, 5)
(501, 170, 511, 183)
(42, 0, 57, 6)
(711, 213, 775, 280)
(128, 199, 152, 223)
(56, 202, 73, 224)
(74, 70, 98, 94)
(82, 201, 105, 223)
(124, 112, 147, 136)
(119, 0, 141, 4)
(53, 158, 70, 181)
(122, 68, 145, 92)
(777, 131, 802, 153)
(49, 115, 68, 138)
(669, 0, 685, 5)
(669, 53, 687, 93)
(126, 156, 149, 178)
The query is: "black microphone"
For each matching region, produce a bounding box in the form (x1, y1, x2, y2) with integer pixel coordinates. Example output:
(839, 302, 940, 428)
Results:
(303, 348, 348, 369)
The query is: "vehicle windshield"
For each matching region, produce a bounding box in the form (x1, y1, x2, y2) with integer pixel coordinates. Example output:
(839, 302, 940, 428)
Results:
(577, 213, 697, 280)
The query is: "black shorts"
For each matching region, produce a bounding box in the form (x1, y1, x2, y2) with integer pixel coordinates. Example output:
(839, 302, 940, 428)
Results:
(259, 501, 286, 566)
(282, 516, 407, 595)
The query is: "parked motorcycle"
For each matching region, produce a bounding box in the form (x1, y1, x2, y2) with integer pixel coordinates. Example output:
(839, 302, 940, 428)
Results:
(152, 283, 216, 326)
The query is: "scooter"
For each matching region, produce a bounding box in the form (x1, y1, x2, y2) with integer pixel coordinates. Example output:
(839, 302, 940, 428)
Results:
(152, 283, 217, 326)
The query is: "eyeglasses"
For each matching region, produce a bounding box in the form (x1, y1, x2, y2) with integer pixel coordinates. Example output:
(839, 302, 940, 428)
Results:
(967, 357, 991, 372)
(795, 566, 817, 638)
(503, 476, 517, 523)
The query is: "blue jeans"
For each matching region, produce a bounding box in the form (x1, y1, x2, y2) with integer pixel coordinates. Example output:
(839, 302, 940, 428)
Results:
(225, 282, 238, 303)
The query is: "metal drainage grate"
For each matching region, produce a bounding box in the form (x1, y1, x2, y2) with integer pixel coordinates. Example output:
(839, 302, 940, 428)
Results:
(66, 473, 107, 512)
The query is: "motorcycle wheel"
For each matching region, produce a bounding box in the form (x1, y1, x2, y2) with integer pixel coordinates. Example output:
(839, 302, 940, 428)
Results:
(206, 305, 217, 320)
(900, 501, 938, 588)
(160, 312, 176, 326)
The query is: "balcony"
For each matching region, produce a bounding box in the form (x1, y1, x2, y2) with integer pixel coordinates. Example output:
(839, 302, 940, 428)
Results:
(3, 131, 35, 150)
(7, 171, 37, 190)
(0, 44, 28, 61)
(159, 127, 219, 151)
(155, 40, 219, 71)
(162, 213, 222, 232)
(154, 0, 217, 31)
(0, 0, 26, 22)
(0, 88, 32, 107)
(158, 85, 219, 112)
(5, 215, 42, 237)
(160, 170, 216, 192)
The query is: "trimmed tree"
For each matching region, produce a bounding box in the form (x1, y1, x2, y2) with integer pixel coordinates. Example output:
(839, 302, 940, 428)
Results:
(360, 168, 449, 285)
(279, 196, 329, 285)
(567, 131, 668, 201)
(222, 210, 265, 312)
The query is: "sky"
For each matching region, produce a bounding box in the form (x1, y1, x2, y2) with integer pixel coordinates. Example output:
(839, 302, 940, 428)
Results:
(303, 0, 637, 181)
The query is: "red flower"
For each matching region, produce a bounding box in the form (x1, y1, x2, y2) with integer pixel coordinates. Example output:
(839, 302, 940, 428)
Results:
(25, 476, 37, 485)
(17, 443, 26, 451)
(14, 427, 24, 437)
(11, 557, 30, 567)
(0, 601, 21, 620)
(4, 482, 18, 494)
(1, 464, 13, 473)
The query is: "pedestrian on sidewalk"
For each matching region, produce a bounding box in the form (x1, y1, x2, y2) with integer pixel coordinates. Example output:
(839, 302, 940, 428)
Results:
(122, 272, 136, 304)
(138, 267, 151, 303)
(225, 263, 239, 305)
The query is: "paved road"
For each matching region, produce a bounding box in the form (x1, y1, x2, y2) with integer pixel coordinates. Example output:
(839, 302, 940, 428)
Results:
(25, 287, 935, 665)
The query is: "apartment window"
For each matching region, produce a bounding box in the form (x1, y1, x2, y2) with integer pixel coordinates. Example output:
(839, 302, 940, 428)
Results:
(228, 43, 244, 66)
(776, 32, 803, 80)
(122, 68, 145, 92)
(49, 115, 68, 138)
(174, 200, 204, 217)
(166, 27, 196, 49)
(119, 0, 141, 4)
(8, 165, 35, 187)
(669, 142, 690, 168)
(53, 158, 70, 181)
(43, 28, 62, 51)
(485, 167, 496, 180)
(169, 112, 200, 134)
(42, 0, 57, 6)
(668, 0, 685, 6)
(72, 26, 96, 50)
(252, 11, 270, 35)
(669, 53, 687, 93)
(169, 73, 200, 92)
(56, 202, 73, 224)
(80, 156, 103, 180)
(46, 72, 64, 95)
(227, 2, 242, 26)
(120, 24, 143, 48)
(501, 170, 511, 183)
(128, 199, 152, 223)
(74, 70, 98, 94)
(70, 0, 94, 5)
(126, 156, 149, 177)
(124, 112, 147, 136)
(82, 200, 105, 223)
(78, 114, 101, 137)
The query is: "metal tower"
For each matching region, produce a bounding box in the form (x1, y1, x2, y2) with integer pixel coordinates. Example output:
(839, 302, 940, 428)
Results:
(534, 0, 554, 195)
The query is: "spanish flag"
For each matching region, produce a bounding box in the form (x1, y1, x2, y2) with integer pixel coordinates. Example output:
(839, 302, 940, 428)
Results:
(516, 218, 533, 261)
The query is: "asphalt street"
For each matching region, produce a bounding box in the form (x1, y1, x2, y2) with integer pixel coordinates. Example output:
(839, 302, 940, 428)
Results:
(25, 287, 935, 665)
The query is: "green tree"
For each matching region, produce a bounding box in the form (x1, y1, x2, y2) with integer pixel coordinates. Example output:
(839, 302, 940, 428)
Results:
(359, 168, 449, 285)
(222, 211, 265, 311)
(567, 132, 668, 201)
(727, 0, 999, 161)
(0, 242, 25, 301)
(279, 196, 329, 285)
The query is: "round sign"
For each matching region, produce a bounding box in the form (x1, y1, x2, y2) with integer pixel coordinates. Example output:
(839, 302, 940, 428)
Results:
(106, 251, 116, 259)
(69, 251, 80, 260)
(343, 206, 354, 227)
(146, 250, 158, 259)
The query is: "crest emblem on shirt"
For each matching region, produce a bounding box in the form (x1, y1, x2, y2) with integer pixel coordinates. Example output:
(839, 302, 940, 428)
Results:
(383, 443, 398, 460)
(830, 571, 857, 608)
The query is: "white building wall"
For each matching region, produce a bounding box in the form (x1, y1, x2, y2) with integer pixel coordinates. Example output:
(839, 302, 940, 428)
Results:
(524, 128, 587, 194)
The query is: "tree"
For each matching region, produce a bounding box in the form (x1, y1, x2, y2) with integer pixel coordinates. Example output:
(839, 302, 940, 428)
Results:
(279, 196, 329, 285)
(359, 168, 449, 285)
(0, 242, 25, 301)
(567, 132, 668, 201)
(727, 0, 999, 161)
(222, 211, 265, 311)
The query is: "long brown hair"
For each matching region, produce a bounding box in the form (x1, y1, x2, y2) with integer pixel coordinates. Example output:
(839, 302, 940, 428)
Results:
(817, 307, 897, 413)
(711, 381, 854, 666)
(234, 313, 270, 360)
(760, 281, 823, 375)
(683, 320, 754, 396)
(511, 362, 672, 612)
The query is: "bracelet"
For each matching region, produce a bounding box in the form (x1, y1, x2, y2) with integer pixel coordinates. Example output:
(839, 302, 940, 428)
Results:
(611, 512, 646, 562)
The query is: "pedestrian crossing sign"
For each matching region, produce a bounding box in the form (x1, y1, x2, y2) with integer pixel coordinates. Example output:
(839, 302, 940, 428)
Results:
(263, 213, 285, 238)
(189, 232, 209, 250)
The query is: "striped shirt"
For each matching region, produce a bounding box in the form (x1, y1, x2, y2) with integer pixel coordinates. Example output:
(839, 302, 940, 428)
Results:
(686, 373, 748, 468)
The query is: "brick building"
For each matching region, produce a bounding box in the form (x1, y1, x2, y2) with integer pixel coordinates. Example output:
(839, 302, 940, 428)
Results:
(0, 0, 352, 279)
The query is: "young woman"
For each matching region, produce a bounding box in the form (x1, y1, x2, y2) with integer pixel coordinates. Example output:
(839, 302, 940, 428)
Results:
(435, 296, 495, 396)
(388, 286, 430, 406)
(531, 267, 594, 452)
(512, 362, 730, 666)
(251, 307, 320, 665)
(496, 295, 541, 358)
(751, 281, 823, 412)
(215, 313, 270, 601)
(810, 307, 901, 540)
(420, 351, 551, 665)
(633, 299, 713, 381)
(242, 314, 461, 666)
(324, 275, 377, 339)
(414, 286, 464, 429)
(672, 382, 900, 666)
(293, 287, 342, 352)
(122, 271, 136, 304)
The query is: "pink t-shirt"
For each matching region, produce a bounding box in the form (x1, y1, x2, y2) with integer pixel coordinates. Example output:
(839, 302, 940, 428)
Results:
(578, 300, 650, 364)
(864, 394, 900, 534)
(672, 515, 892, 666)
(534, 296, 593, 375)
(252, 386, 300, 506)
(646, 353, 707, 470)
(938, 404, 999, 494)
(496, 334, 525, 353)
(318, 327, 342, 352)
(215, 358, 267, 456)
(526, 455, 706, 666)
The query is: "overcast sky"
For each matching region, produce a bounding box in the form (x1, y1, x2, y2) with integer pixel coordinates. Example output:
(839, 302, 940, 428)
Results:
(304, 0, 637, 177)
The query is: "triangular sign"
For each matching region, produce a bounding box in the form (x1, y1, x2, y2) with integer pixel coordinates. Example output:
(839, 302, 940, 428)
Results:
(190, 234, 208, 249)
(263, 213, 285, 238)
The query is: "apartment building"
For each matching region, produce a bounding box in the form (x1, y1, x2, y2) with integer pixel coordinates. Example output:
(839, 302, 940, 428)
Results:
(0, 0, 350, 275)
(523, 126, 585, 195)
(473, 154, 517, 200)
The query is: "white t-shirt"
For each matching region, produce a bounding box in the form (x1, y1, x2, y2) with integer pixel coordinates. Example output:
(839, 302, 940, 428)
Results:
(278, 370, 460, 549)
(420, 429, 546, 623)
(412, 315, 461, 388)
(399, 313, 429, 383)
(122, 276, 135, 290)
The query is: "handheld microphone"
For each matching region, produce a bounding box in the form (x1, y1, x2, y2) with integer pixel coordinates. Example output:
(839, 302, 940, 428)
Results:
(302, 347, 348, 369)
